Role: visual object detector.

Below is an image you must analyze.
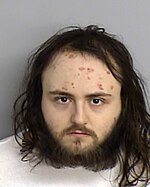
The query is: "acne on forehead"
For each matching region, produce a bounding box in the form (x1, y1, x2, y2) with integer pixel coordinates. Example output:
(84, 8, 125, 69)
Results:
(61, 81, 75, 90)
(96, 82, 117, 93)
(78, 67, 85, 71)
(71, 82, 75, 88)
(78, 67, 95, 72)
(49, 50, 119, 71)
(42, 51, 121, 93)
(97, 84, 104, 90)
(62, 87, 68, 91)
(58, 50, 79, 60)
(77, 66, 119, 92)
(50, 52, 109, 73)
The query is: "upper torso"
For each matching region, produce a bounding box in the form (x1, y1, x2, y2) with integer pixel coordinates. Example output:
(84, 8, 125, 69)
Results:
(0, 136, 149, 187)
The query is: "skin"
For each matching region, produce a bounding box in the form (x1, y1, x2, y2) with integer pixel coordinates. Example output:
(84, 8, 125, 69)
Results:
(41, 52, 121, 155)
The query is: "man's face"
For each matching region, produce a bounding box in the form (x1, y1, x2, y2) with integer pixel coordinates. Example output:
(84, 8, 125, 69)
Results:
(41, 51, 121, 156)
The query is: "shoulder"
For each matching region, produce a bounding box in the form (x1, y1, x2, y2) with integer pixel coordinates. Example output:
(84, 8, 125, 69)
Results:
(0, 136, 26, 184)
(0, 135, 20, 159)
(0, 135, 21, 158)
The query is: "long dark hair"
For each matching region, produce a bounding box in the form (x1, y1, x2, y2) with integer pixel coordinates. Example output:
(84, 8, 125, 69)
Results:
(13, 25, 150, 186)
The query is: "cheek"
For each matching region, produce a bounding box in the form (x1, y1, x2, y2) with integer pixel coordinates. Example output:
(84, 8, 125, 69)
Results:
(41, 97, 56, 128)
(97, 116, 114, 135)
(41, 97, 69, 132)
(93, 115, 116, 142)
(92, 104, 121, 137)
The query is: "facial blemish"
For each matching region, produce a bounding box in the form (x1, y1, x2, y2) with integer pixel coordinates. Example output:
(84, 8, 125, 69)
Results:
(68, 54, 74, 58)
(78, 67, 85, 71)
(110, 85, 114, 90)
(68, 53, 77, 59)
(87, 68, 94, 73)
(78, 73, 80, 76)
(87, 76, 91, 80)
(106, 71, 111, 74)
(71, 82, 75, 88)
(114, 117, 117, 122)
(62, 87, 68, 91)
(97, 84, 104, 90)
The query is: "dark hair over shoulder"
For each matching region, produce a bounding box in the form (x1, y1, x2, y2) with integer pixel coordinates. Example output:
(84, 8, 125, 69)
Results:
(13, 25, 150, 187)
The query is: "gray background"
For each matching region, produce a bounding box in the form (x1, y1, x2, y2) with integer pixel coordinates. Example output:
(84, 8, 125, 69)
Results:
(0, 0, 150, 140)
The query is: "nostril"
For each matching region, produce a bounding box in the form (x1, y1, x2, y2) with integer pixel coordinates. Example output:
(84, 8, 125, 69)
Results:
(72, 122, 87, 127)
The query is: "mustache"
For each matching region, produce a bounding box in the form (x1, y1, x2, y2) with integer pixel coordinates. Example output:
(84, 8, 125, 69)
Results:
(60, 124, 98, 139)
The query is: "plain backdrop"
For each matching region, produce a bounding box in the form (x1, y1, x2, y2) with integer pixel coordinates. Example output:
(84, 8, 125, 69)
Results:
(0, 0, 150, 139)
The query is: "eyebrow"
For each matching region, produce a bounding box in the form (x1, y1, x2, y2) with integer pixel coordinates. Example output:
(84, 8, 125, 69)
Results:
(48, 90, 112, 98)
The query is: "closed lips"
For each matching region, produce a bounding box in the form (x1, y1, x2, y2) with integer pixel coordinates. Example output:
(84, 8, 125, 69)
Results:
(68, 130, 90, 135)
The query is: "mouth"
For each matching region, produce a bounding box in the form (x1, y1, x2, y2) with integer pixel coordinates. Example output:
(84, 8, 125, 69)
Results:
(67, 130, 90, 137)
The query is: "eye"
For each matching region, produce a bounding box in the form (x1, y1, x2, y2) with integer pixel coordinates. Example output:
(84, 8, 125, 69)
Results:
(55, 96, 70, 104)
(90, 98, 103, 106)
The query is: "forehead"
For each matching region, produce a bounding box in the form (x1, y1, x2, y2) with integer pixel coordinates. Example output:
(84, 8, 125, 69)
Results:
(43, 51, 112, 77)
(42, 51, 121, 94)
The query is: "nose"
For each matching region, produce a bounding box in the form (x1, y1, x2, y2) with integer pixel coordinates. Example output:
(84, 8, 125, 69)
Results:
(71, 102, 88, 126)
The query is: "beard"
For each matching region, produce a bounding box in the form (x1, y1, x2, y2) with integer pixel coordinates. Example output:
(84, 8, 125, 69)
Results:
(36, 112, 125, 172)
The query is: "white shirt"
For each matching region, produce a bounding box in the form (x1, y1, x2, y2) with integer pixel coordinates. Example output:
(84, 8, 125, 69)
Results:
(0, 136, 149, 187)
